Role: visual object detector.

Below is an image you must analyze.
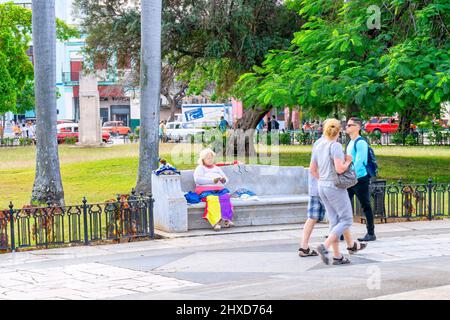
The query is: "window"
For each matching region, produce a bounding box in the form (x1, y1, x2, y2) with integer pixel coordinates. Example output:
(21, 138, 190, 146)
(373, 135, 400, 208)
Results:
(370, 118, 379, 124)
(182, 123, 194, 129)
(380, 118, 389, 124)
(175, 124, 181, 129)
(104, 122, 113, 127)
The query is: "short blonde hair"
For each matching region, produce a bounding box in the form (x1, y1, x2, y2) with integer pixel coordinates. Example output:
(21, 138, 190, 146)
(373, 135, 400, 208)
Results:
(198, 148, 216, 166)
(323, 118, 341, 139)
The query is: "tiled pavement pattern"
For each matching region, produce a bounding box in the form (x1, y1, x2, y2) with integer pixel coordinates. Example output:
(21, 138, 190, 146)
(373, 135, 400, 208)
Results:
(1, 220, 450, 300)
(0, 263, 200, 300)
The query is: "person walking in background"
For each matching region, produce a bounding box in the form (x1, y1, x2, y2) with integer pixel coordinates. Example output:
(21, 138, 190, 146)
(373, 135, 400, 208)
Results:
(21, 123, 28, 138)
(310, 119, 367, 265)
(163, 120, 168, 142)
(27, 122, 35, 143)
(256, 119, 264, 134)
(219, 116, 229, 133)
(345, 117, 376, 242)
(158, 121, 164, 142)
(271, 115, 280, 131)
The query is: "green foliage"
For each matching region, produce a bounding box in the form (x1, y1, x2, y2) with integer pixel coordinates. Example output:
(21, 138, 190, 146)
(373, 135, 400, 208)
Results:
(405, 134, 417, 146)
(0, 2, 78, 115)
(74, 0, 301, 99)
(368, 131, 382, 145)
(295, 132, 313, 145)
(16, 80, 34, 114)
(18, 137, 33, 146)
(128, 133, 139, 143)
(64, 136, 77, 145)
(236, 0, 450, 124)
(279, 132, 292, 145)
(416, 121, 433, 131)
(0, 137, 16, 147)
(391, 132, 404, 145)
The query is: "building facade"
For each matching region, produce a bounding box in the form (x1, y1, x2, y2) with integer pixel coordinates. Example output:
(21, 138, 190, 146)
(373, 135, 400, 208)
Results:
(3, 0, 246, 130)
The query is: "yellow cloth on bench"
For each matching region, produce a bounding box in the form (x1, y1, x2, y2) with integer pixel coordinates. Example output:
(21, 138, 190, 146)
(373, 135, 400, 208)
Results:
(204, 195, 222, 226)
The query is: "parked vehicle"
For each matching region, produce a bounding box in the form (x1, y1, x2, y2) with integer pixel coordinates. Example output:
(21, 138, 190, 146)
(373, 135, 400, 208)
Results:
(57, 123, 111, 143)
(181, 104, 233, 128)
(165, 122, 205, 142)
(364, 117, 399, 134)
(57, 120, 75, 125)
(102, 121, 131, 136)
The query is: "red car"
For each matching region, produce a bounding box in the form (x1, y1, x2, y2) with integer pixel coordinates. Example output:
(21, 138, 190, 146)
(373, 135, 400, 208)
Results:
(102, 121, 131, 136)
(57, 123, 111, 143)
(364, 117, 399, 134)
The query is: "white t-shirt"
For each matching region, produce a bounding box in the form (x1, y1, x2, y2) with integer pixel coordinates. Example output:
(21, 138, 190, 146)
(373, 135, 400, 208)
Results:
(193, 165, 228, 188)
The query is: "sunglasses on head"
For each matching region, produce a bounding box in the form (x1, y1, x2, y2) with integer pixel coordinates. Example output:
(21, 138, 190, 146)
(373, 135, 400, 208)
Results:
(346, 124, 358, 127)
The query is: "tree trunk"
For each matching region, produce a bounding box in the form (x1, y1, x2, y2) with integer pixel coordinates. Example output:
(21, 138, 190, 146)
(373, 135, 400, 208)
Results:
(286, 107, 292, 130)
(345, 103, 360, 120)
(136, 0, 162, 195)
(168, 98, 177, 122)
(398, 108, 413, 135)
(31, 0, 65, 206)
(1, 114, 5, 141)
(225, 107, 268, 159)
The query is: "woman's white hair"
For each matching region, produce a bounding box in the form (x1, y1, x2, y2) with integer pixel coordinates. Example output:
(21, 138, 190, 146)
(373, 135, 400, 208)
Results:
(198, 148, 216, 166)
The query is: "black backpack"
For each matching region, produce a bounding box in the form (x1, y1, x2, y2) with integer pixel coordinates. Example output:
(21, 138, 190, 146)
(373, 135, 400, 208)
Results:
(354, 136, 378, 178)
(273, 120, 280, 130)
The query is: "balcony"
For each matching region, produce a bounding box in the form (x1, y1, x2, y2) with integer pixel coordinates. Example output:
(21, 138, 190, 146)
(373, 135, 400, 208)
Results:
(62, 72, 79, 85)
(62, 71, 118, 86)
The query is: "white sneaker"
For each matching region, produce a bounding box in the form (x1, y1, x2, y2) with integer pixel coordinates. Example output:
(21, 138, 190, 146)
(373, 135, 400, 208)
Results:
(213, 224, 221, 231)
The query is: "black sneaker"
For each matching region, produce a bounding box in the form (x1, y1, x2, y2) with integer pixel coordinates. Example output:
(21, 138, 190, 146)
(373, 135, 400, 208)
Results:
(357, 234, 376, 242)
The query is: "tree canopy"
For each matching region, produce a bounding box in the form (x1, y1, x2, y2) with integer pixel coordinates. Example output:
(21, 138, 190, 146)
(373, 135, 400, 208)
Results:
(236, 0, 450, 130)
(0, 2, 79, 115)
(73, 0, 302, 98)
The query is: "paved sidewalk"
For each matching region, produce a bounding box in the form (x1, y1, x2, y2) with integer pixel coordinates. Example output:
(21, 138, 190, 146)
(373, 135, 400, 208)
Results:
(1, 220, 450, 300)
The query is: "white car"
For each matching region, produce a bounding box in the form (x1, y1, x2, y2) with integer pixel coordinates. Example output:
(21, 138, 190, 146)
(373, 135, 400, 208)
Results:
(165, 122, 205, 142)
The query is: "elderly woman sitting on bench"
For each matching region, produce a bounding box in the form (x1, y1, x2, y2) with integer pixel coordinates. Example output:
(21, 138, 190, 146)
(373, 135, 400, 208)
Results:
(194, 148, 234, 231)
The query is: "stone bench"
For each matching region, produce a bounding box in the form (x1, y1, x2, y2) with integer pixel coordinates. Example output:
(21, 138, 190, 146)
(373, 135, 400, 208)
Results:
(152, 165, 310, 232)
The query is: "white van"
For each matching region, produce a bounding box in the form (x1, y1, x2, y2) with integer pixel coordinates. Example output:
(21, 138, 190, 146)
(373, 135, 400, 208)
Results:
(165, 122, 205, 142)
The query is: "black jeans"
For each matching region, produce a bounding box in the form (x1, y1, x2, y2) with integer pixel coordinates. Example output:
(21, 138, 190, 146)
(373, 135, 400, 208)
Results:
(347, 175, 375, 236)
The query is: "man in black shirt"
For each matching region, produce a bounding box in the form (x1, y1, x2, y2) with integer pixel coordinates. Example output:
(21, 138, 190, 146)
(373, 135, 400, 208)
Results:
(268, 115, 279, 132)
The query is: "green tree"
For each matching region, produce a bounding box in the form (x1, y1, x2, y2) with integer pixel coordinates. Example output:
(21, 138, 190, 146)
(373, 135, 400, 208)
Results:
(237, 0, 450, 136)
(73, 0, 302, 123)
(0, 2, 78, 118)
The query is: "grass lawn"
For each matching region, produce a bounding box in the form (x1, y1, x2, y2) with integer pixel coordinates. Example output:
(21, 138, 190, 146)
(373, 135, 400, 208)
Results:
(0, 143, 449, 208)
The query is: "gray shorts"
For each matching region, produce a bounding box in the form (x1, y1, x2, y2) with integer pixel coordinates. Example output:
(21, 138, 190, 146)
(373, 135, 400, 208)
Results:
(318, 186, 353, 237)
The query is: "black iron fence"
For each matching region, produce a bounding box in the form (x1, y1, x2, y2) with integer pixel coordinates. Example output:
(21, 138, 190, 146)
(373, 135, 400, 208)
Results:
(353, 179, 450, 222)
(0, 191, 154, 252)
(286, 130, 450, 146)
